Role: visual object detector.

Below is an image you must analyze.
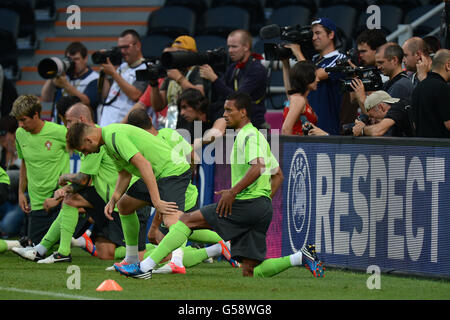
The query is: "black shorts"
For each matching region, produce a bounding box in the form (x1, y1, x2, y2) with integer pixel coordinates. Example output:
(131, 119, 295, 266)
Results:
(28, 205, 60, 245)
(200, 196, 273, 263)
(78, 186, 150, 251)
(126, 169, 192, 212)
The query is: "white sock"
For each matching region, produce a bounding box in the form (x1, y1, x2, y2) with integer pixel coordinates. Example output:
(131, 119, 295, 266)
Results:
(5, 240, 20, 250)
(125, 245, 139, 264)
(289, 251, 303, 266)
(171, 248, 184, 266)
(35, 244, 48, 256)
(205, 243, 222, 258)
(71, 236, 86, 248)
(139, 256, 156, 272)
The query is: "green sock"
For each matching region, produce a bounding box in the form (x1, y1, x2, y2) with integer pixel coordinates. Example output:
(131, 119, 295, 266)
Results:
(253, 256, 292, 278)
(58, 204, 79, 256)
(182, 247, 208, 268)
(114, 246, 126, 260)
(188, 229, 223, 244)
(119, 213, 139, 246)
(40, 212, 62, 250)
(149, 220, 191, 265)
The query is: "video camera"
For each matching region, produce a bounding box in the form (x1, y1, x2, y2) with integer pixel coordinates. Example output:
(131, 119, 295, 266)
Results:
(91, 47, 122, 65)
(160, 47, 228, 71)
(325, 58, 383, 93)
(37, 57, 75, 79)
(342, 113, 370, 135)
(135, 60, 167, 82)
(259, 24, 315, 61)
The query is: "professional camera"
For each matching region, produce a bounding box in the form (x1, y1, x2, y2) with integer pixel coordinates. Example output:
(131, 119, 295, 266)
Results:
(160, 47, 228, 71)
(91, 47, 122, 65)
(259, 24, 315, 61)
(342, 113, 370, 135)
(135, 60, 167, 82)
(325, 64, 383, 93)
(37, 57, 74, 79)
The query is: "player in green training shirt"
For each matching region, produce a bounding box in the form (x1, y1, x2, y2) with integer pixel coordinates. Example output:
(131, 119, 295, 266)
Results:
(10, 95, 70, 246)
(66, 121, 204, 267)
(115, 92, 324, 279)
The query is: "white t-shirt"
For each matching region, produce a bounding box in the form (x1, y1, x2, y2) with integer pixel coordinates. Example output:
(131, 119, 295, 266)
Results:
(99, 61, 148, 127)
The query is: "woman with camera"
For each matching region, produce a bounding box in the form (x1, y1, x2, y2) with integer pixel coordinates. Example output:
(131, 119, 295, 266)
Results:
(281, 47, 319, 136)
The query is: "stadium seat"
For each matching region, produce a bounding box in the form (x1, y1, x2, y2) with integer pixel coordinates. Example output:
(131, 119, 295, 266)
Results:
(35, 0, 56, 20)
(266, 68, 286, 110)
(195, 35, 228, 52)
(0, 8, 19, 76)
(268, 5, 312, 28)
(318, 0, 369, 12)
(267, 0, 318, 15)
(164, 0, 210, 17)
(354, 4, 404, 37)
(316, 5, 358, 50)
(0, 0, 36, 47)
(198, 6, 250, 38)
(373, 0, 422, 7)
(404, 5, 442, 37)
(141, 34, 175, 62)
(147, 6, 197, 38)
(210, 0, 267, 36)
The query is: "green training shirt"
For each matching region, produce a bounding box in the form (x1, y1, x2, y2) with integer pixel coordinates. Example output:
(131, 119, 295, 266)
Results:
(157, 127, 198, 211)
(16, 121, 70, 210)
(0, 167, 10, 185)
(230, 122, 276, 200)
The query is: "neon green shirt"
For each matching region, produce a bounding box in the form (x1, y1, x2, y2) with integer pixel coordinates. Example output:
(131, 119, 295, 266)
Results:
(16, 121, 70, 210)
(230, 122, 275, 200)
(157, 128, 198, 211)
(0, 167, 10, 185)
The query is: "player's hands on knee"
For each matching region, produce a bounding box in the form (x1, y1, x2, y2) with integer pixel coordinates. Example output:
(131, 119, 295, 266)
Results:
(154, 199, 178, 216)
(215, 189, 237, 218)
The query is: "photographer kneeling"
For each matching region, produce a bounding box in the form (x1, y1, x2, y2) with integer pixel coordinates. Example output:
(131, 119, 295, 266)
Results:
(352, 90, 413, 137)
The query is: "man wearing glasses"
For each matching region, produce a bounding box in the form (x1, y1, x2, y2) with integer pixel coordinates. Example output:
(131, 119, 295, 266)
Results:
(99, 29, 151, 127)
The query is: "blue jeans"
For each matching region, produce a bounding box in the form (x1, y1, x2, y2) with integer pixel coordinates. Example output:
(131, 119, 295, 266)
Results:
(0, 202, 25, 236)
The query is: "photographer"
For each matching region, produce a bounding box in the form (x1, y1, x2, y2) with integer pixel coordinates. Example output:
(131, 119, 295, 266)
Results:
(352, 90, 413, 137)
(98, 29, 149, 127)
(199, 29, 270, 129)
(290, 18, 347, 135)
(281, 58, 319, 135)
(150, 36, 209, 130)
(402, 37, 432, 89)
(40, 42, 100, 121)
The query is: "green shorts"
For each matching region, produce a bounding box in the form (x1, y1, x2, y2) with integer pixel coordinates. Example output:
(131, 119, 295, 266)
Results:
(200, 196, 273, 262)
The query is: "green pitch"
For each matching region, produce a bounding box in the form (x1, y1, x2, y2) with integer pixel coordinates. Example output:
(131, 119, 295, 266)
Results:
(0, 248, 449, 300)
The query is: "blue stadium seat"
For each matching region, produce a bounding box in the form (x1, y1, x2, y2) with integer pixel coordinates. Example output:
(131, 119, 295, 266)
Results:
(404, 5, 442, 37)
(268, 5, 311, 27)
(0, 8, 19, 76)
(199, 6, 250, 37)
(141, 34, 174, 62)
(354, 4, 404, 37)
(164, 0, 210, 17)
(373, 0, 422, 7)
(0, 0, 36, 47)
(210, 0, 267, 36)
(267, 0, 318, 15)
(316, 5, 358, 50)
(195, 35, 228, 52)
(319, 0, 369, 12)
(266, 68, 286, 110)
(147, 6, 196, 38)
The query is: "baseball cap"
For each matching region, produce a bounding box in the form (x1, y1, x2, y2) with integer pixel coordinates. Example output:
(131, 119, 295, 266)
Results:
(311, 17, 337, 33)
(364, 91, 400, 112)
(172, 35, 197, 52)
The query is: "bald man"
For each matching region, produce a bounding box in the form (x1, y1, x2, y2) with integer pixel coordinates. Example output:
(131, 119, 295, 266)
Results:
(411, 49, 450, 138)
(402, 37, 432, 87)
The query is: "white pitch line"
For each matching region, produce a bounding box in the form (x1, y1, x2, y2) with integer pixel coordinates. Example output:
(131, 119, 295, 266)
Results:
(0, 286, 104, 300)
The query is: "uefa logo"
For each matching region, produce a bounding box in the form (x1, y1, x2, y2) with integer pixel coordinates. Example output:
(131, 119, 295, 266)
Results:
(287, 148, 312, 252)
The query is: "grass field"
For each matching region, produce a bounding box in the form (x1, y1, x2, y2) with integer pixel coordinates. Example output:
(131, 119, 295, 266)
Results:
(1, 247, 449, 302)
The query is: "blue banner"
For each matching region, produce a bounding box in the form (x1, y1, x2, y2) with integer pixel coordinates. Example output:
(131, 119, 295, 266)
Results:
(282, 139, 450, 277)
